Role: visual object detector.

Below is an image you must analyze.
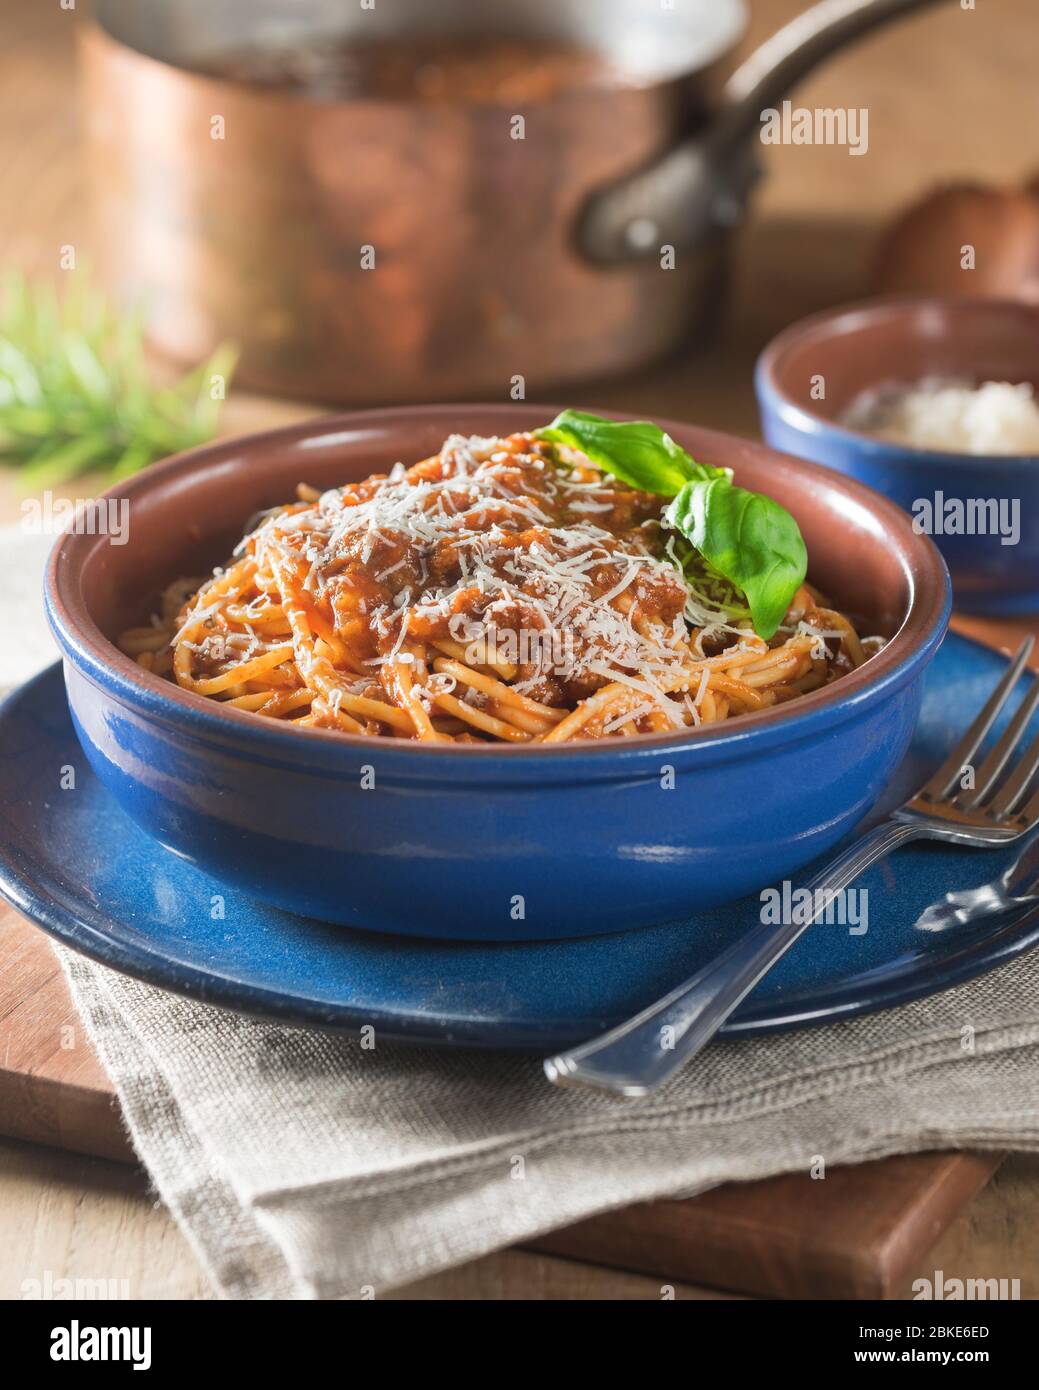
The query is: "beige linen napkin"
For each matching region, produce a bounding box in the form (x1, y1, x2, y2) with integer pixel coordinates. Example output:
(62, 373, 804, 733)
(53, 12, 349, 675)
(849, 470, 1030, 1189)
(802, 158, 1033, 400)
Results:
(57, 946, 1039, 1299)
(4, 522, 1039, 1299)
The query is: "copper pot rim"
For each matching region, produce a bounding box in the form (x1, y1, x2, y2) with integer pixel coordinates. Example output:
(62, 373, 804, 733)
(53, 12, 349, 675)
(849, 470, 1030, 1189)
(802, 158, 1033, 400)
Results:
(81, 4, 747, 106)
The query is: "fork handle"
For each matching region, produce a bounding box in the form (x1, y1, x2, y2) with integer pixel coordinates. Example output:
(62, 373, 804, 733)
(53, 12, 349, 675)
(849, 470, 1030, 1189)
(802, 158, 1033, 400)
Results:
(544, 820, 926, 1097)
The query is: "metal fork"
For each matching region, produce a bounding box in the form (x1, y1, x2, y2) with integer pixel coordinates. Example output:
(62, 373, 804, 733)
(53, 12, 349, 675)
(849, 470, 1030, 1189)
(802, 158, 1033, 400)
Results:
(915, 833, 1039, 933)
(545, 637, 1039, 1098)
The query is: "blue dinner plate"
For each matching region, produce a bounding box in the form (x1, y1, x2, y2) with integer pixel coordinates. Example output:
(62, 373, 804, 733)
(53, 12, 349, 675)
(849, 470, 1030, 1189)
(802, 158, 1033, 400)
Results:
(2, 633, 1038, 1049)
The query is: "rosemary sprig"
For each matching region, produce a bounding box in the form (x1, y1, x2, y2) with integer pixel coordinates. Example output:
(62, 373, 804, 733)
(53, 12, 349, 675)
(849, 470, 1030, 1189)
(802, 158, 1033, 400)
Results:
(0, 269, 237, 487)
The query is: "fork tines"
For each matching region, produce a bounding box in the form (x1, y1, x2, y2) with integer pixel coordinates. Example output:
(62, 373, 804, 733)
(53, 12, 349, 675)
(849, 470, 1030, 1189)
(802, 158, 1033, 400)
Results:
(918, 637, 1039, 828)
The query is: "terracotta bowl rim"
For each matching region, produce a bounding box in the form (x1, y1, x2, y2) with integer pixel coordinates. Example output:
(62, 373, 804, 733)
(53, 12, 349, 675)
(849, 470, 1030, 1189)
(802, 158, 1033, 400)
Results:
(45, 402, 951, 760)
(756, 294, 1039, 466)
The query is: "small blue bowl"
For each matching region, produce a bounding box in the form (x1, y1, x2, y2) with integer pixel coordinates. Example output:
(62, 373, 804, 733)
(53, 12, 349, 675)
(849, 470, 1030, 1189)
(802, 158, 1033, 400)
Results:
(756, 296, 1039, 614)
(45, 405, 950, 941)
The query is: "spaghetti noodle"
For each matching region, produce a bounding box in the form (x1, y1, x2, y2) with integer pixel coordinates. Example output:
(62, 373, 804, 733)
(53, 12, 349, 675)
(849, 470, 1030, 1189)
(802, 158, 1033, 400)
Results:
(118, 431, 878, 742)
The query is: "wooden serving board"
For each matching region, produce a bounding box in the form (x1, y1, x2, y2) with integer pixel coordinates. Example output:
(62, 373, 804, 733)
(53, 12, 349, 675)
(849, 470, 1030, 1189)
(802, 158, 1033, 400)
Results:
(0, 904, 1002, 1299)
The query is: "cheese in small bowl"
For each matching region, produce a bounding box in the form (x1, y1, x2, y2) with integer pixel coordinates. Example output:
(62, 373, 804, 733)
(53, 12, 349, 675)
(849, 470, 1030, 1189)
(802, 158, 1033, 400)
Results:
(841, 378, 1039, 456)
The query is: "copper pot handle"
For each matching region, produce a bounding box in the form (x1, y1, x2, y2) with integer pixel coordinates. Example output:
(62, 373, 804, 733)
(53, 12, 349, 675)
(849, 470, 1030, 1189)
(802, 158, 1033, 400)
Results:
(579, 0, 952, 263)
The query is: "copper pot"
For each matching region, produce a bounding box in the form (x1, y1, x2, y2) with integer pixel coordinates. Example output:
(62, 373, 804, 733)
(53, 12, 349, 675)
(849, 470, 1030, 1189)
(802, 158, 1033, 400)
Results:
(82, 0, 946, 403)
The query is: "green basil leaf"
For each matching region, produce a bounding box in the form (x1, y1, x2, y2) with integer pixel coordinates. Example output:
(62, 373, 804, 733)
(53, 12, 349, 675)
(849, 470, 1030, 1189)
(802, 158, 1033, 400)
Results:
(535, 409, 808, 642)
(665, 478, 807, 641)
(536, 409, 729, 496)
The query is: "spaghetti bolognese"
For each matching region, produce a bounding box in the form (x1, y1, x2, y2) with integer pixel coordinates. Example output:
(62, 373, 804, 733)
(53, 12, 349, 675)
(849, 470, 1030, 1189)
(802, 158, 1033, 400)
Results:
(118, 423, 877, 743)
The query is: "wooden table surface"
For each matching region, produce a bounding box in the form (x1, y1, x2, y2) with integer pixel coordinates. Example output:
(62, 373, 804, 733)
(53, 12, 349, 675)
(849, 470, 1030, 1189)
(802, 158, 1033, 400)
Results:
(2, 0, 1038, 1299)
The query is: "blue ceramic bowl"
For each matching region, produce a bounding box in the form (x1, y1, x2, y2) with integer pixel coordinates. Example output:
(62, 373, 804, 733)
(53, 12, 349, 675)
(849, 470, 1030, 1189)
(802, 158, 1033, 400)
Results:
(45, 405, 950, 941)
(756, 297, 1039, 614)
